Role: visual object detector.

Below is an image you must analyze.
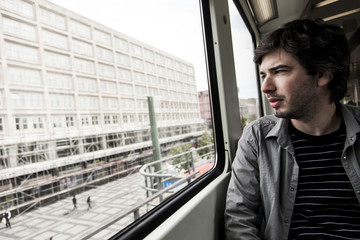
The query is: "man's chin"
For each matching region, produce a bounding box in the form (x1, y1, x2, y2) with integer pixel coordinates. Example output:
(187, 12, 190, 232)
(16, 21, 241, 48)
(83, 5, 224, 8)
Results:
(274, 110, 289, 118)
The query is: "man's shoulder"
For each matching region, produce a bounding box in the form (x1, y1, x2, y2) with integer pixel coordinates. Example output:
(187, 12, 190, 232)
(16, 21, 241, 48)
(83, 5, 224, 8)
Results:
(343, 104, 360, 117)
(245, 115, 279, 129)
(341, 104, 360, 126)
(242, 115, 281, 138)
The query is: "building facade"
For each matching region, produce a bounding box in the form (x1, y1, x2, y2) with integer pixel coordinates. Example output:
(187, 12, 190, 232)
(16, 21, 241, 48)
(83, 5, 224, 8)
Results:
(198, 90, 212, 129)
(0, 0, 204, 211)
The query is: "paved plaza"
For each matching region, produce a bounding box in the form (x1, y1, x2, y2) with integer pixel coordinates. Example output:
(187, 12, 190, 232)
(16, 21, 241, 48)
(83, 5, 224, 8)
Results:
(0, 172, 148, 240)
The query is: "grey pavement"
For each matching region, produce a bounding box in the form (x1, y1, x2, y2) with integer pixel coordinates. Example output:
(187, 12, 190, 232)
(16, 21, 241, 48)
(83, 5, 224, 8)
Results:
(0, 172, 148, 240)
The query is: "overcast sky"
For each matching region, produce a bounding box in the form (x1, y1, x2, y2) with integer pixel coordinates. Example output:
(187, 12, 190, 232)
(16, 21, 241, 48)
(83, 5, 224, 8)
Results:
(48, 0, 258, 98)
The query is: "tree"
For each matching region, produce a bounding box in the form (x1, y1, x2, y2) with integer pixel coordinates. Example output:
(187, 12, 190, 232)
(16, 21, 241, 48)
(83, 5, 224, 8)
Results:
(241, 116, 247, 129)
(197, 130, 214, 157)
(170, 143, 192, 168)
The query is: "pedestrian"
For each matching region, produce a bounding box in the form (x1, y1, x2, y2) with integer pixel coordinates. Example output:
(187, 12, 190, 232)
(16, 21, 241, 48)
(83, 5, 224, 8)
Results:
(86, 196, 92, 210)
(225, 17, 360, 239)
(3, 209, 11, 229)
(72, 195, 77, 210)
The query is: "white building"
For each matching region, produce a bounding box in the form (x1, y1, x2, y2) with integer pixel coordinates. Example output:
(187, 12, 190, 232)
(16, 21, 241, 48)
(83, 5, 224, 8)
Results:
(0, 0, 203, 211)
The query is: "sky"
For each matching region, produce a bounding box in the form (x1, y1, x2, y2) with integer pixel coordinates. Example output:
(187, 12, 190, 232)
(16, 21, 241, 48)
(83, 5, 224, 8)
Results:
(48, 0, 258, 98)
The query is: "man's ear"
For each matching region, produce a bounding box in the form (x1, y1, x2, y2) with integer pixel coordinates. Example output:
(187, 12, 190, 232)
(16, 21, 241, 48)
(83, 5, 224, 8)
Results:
(317, 71, 332, 87)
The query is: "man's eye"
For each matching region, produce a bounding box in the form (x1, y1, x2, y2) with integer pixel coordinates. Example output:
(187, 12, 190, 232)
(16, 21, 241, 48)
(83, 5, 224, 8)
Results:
(275, 69, 286, 74)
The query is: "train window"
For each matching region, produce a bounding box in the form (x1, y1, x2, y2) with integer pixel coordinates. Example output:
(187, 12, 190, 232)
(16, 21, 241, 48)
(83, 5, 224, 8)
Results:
(0, 0, 215, 239)
(229, 1, 261, 125)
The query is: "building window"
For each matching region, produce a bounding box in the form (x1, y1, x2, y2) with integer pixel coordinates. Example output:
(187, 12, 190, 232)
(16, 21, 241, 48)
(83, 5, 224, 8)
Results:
(121, 98, 135, 109)
(15, 117, 28, 130)
(104, 115, 111, 124)
(47, 72, 72, 90)
(133, 71, 145, 83)
(100, 80, 117, 94)
(50, 94, 74, 109)
(144, 48, 155, 61)
(132, 57, 144, 70)
(145, 62, 156, 74)
(118, 83, 133, 95)
(157, 65, 166, 77)
(52, 116, 62, 128)
(113, 115, 118, 124)
(70, 20, 91, 39)
(44, 51, 70, 70)
(3, 17, 36, 41)
(8, 67, 41, 86)
(115, 52, 130, 66)
(92, 116, 99, 125)
(66, 116, 74, 127)
(6, 42, 38, 63)
(130, 43, 142, 57)
(40, 8, 65, 30)
(79, 96, 99, 109)
(149, 87, 158, 97)
(73, 39, 93, 57)
(94, 29, 111, 46)
(135, 85, 147, 96)
(98, 63, 115, 78)
(96, 46, 113, 62)
(0, 118, 4, 131)
(81, 116, 89, 126)
(2, 0, 34, 19)
(74, 58, 95, 74)
(155, 53, 165, 65)
(117, 68, 132, 81)
(114, 37, 128, 52)
(32, 117, 44, 129)
(102, 97, 118, 110)
(12, 92, 43, 109)
(129, 114, 135, 123)
(77, 77, 97, 92)
(122, 114, 128, 124)
(42, 29, 68, 50)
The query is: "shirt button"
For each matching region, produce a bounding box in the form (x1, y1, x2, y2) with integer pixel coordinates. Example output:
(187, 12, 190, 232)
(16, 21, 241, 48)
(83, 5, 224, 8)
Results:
(290, 187, 295, 191)
(351, 137, 355, 141)
(343, 155, 347, 160)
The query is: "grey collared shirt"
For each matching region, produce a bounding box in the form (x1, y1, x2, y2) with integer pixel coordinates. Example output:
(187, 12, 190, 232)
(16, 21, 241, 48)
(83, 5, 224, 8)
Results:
(224, 104, 360, 240)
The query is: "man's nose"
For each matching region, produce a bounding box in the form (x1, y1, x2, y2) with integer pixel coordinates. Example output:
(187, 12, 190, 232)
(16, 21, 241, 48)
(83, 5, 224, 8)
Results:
(261, 75, 275, 94)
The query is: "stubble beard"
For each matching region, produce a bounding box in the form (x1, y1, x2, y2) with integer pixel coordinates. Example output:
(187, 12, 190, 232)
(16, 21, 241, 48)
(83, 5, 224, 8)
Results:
(273, 97, 316, 121)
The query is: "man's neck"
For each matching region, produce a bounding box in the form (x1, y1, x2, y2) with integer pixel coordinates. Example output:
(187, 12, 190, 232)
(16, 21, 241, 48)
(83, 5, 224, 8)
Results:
(290, 102, 341, 136)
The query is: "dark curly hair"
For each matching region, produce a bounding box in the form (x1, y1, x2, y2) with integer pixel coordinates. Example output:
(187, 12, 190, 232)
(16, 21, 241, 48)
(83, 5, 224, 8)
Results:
(254, 18, 350, 103)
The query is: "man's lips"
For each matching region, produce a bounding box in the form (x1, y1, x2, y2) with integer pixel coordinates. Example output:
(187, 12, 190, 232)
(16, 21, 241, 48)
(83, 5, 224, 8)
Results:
(267, 97, 283, 108)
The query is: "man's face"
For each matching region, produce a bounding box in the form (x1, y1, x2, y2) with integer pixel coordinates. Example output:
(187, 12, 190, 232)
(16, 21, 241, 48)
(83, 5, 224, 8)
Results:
(260, 48, 319, 120)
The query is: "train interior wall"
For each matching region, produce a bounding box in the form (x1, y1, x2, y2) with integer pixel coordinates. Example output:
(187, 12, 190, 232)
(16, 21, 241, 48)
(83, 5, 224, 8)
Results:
(144, 171, 231, 240)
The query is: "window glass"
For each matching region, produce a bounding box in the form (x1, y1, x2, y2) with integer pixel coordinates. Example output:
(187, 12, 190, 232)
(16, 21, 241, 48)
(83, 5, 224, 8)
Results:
(73, 39, 93, 56)
(0, 1, 213, 239)
(2, 0, 34, 19)
(42, 29, 68, 50)
(3, 17, 37, 41)
(40, 7, 65, 30)
(229, 2, 260, 127)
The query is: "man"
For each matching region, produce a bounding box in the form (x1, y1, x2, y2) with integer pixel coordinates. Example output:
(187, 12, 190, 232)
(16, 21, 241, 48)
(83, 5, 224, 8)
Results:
(225, 18, 360, 239)
(72, 195, 77, 210)
(3, 209, 11, 229)
(87, 196, 92, 210)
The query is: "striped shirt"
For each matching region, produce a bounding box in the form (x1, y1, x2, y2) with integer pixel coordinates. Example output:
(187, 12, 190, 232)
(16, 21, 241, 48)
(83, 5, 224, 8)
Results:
(289, 122, 360, 240)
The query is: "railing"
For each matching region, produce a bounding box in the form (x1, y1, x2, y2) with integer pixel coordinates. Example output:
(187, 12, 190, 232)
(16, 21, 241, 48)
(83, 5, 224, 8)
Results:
(140, 144, 214, 202)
